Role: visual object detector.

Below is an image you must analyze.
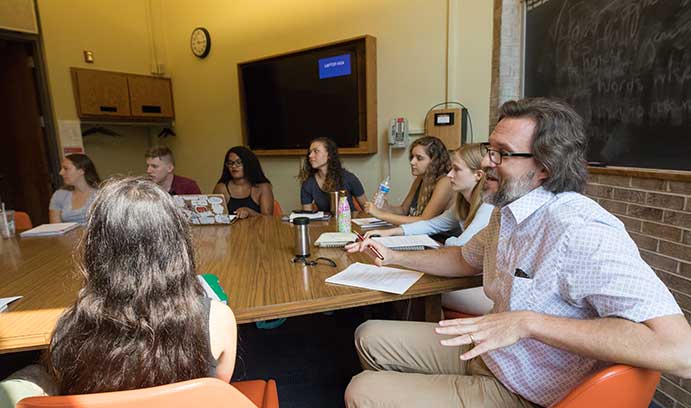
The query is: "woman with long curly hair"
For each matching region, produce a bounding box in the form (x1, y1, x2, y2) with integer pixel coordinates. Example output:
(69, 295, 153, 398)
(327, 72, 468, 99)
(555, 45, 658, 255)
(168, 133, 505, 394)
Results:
(298, 137, 367, 212)
(213, 146, 274, 218)
(47, 177, 237, 395)
(364, 136, 453, 225)
(364, 143, 495, 315)
(49, 154, 101, 225)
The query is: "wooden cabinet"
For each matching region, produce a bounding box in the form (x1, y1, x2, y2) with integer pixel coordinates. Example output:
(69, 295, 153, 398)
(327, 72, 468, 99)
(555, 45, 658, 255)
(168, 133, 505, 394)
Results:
(128, 76, 174, 119)
(72, 69, 130, 117)
(71, 68, 174, 121)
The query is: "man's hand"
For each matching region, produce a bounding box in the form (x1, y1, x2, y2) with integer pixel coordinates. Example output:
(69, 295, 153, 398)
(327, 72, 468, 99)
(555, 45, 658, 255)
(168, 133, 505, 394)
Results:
(435, 311, 534, 360)
(345, 238, 393, 267)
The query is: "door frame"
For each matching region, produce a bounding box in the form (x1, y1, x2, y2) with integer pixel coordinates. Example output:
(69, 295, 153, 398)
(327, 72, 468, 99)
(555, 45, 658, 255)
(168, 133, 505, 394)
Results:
(0, 27, 61, 190)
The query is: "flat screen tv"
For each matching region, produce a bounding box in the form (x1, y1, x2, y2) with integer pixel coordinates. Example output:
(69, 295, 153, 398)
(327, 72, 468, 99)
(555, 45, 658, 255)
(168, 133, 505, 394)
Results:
(238, 36, 376, 154)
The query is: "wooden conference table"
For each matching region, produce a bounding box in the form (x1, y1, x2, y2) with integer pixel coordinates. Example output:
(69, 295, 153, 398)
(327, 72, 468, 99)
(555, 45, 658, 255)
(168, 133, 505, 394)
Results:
(0, 215, 481, 354)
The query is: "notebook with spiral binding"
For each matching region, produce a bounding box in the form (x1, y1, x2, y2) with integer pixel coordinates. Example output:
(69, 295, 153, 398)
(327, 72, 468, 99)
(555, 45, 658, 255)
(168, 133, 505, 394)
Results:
(371, 235, 441, 251)
(314, 232, 358, 248)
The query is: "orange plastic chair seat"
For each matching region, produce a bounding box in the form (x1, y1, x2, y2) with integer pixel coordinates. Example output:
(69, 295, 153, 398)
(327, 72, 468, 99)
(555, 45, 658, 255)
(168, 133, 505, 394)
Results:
(442, 308, 478, 320)
(553, 364, 660, 408)
(17, 378, 279, 408)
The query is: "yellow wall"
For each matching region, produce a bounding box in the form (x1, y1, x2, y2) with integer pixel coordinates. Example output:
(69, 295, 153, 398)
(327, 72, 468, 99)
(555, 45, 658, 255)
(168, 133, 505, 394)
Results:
(37, 0, 155, 178)
(37, 0, 493, 208)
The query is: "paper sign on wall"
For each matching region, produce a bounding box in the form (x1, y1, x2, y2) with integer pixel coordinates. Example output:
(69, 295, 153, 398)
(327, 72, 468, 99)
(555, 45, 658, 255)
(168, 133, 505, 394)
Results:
(58, 119, 84, 155)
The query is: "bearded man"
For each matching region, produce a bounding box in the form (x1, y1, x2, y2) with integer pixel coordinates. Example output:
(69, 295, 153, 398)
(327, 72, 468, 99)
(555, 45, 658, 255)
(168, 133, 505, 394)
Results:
(344, 98, 691, 408)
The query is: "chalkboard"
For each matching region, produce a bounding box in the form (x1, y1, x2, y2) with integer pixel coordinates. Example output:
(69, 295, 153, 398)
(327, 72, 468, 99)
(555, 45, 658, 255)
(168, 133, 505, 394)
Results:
(524, 0, 691, 171)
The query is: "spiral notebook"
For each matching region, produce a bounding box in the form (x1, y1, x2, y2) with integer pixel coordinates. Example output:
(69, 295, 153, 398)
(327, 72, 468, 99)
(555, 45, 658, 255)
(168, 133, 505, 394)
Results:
(314, 232, 358, 248)
(371, 235, 441, 251)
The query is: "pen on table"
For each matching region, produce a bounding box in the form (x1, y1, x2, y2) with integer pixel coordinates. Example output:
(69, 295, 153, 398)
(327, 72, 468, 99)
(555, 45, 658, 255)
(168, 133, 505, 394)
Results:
(354, 231, 385, 261)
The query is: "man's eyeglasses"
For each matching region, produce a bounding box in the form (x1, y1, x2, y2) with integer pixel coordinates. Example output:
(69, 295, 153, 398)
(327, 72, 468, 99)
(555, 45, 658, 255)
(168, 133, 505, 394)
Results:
(480, 143, 533, 165)
(225, 159, 243, 167)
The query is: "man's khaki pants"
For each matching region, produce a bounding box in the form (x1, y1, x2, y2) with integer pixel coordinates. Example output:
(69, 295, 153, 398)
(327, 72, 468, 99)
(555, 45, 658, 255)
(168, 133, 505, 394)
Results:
(344, 320, 540, 408)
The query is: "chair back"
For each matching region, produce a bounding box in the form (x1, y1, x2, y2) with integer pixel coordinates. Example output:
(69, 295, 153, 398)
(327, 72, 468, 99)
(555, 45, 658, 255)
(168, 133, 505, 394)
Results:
(17, 378, 258, 408)
(273, 200, 283, 217)
(442, 308, 478, 320)
(14, 211, 32, 230)
(553, 365, 660, 408)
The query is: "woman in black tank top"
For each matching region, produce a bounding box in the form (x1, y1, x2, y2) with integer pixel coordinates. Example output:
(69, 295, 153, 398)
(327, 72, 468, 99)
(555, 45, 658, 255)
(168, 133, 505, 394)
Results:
(213, 146, 274, 218)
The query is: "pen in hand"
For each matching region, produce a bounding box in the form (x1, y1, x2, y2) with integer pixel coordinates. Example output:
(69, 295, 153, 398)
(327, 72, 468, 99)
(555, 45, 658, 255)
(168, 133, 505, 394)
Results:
(354, 231, 385, 261)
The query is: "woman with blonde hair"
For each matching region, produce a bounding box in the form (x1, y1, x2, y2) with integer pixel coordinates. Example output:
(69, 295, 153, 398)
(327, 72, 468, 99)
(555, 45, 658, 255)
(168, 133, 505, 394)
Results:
(365, 143, 494, 314)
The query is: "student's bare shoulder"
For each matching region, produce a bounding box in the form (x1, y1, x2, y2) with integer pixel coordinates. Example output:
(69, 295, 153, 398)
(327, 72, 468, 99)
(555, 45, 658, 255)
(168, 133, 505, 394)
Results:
(210, 299, 236, 326)
(255, 182, 273, 192)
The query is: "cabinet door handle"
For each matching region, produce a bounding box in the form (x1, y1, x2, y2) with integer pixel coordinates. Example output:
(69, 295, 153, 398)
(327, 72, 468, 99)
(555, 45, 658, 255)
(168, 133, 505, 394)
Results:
(141, 105, 162, 113)
(99, 106, 117, 112)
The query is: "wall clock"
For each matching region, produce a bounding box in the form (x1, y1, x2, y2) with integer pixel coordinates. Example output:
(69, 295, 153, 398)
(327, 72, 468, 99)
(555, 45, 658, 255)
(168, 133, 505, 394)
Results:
(191, 27, 211, 58)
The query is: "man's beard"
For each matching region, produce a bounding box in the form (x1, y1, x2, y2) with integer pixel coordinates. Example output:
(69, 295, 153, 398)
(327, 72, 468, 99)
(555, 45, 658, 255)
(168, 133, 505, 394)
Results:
(483, 169, 536, 207)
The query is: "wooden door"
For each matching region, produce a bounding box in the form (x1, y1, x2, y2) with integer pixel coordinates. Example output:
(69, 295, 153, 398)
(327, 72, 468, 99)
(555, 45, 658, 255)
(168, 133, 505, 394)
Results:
(0, 41, 53, 224)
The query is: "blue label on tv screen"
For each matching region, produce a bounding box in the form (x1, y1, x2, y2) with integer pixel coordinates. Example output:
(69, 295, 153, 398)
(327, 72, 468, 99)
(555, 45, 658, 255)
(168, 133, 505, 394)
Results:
(318, 54, 351, 79)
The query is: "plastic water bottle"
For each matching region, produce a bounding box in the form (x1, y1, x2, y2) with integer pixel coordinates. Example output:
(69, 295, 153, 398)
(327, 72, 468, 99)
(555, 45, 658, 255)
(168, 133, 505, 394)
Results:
(373, 176, 391, 208)
(337, 194, 351, 233)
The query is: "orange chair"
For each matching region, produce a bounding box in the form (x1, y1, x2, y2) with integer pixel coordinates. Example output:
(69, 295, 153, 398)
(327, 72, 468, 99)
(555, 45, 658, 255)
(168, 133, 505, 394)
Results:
(553, 365, 660, 408)
(443, 307, 478, 320)
(14, 211, 32, 230)
(17, 378, 279, 408)
(273, 200, 283, 217)
(443, 310, 660, 408)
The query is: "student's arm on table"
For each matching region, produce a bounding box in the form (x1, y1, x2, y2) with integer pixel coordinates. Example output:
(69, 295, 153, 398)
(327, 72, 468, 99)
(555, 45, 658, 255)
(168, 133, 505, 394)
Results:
(354, 194, 368, 211)
(49, 210, 61, 224)
(365, 177, 452, 225)
(258, 183, 274, 216)
(365, 177, 419, 218)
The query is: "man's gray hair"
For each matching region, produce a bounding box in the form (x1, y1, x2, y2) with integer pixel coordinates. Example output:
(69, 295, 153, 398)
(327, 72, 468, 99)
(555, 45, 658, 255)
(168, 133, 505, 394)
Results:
(498, 98, 588, 193)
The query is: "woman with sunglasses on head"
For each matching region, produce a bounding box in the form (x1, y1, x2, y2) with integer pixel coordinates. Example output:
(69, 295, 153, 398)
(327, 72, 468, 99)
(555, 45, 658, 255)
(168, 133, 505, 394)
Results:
(213, 146, 274, 219)
(48, 177, 237, 394)
(49, 154, 101, 225)
(365, 143, 495, 314)
(298, 137, 368, 212)
(364, 136, 453, 225)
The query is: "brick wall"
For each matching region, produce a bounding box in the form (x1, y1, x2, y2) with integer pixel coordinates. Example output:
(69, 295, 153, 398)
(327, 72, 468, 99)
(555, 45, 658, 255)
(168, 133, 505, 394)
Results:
(489, 0, 521, 131)
(586, 170, 691, 408)
(491, 1, 690, 404)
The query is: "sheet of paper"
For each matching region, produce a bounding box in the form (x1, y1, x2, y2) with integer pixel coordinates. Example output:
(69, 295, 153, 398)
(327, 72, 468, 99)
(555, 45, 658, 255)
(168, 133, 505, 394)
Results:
(325, 262, 423, 294)
(0, 296, 22, 313)
(58, 119, 85, 155)
(372, 234, 441, 249)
